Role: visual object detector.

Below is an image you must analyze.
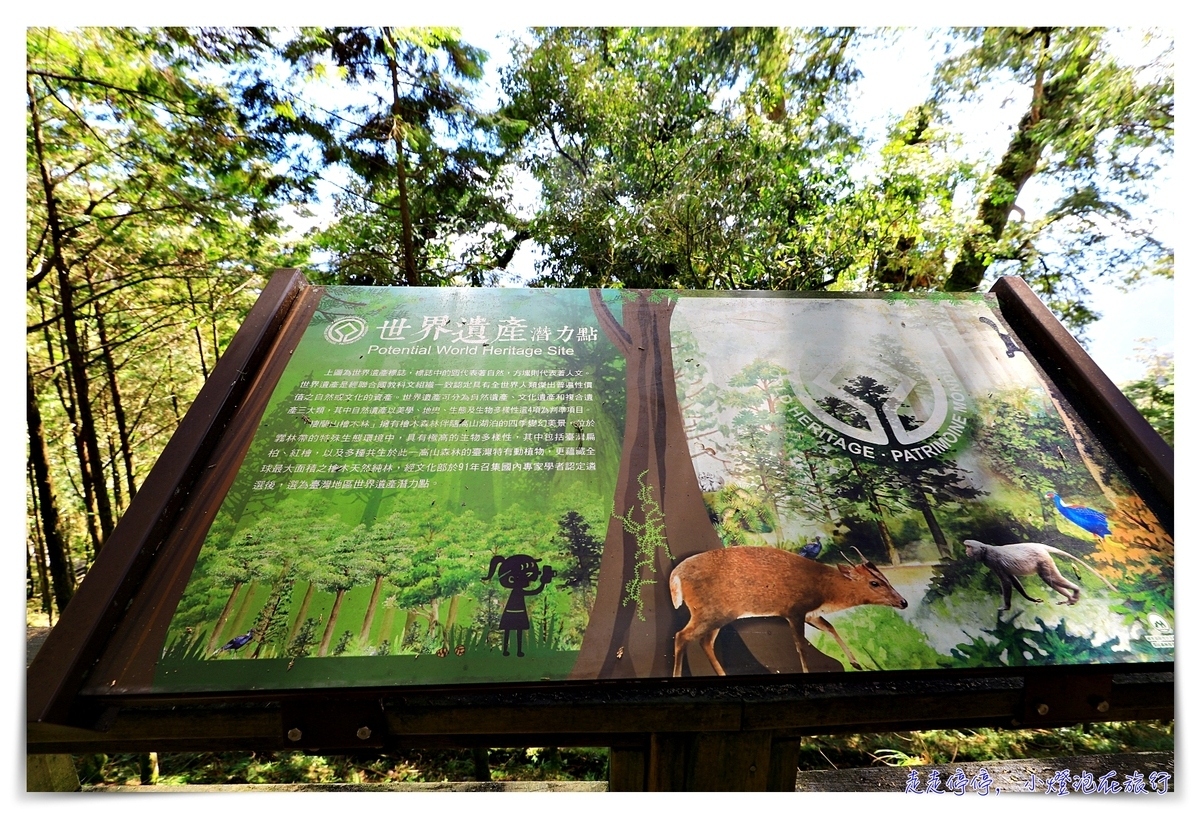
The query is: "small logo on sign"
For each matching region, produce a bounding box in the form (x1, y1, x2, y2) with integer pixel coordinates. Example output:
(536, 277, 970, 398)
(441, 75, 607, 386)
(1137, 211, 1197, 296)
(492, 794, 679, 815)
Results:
(324, 316, 368, 345)
(1145, 613, 1174, 649)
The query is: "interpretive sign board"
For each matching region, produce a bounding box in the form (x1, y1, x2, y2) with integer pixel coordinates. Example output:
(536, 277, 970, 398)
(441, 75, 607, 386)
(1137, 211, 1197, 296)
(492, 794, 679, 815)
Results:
(148, 285, 1173, 693)
(28, 274, 1172, 786)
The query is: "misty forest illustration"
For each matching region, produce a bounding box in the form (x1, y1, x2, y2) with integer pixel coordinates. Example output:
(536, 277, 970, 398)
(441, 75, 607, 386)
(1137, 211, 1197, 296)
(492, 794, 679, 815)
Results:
(159, 289, 1173, 691)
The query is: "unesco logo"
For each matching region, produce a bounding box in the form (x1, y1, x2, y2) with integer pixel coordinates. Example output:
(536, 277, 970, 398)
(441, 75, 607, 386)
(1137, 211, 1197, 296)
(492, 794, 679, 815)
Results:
(324, 316, 368, 345)
(1145, 613, 1174, 650)
(795, 358, 949, 447)
(788, 351, 971, 464)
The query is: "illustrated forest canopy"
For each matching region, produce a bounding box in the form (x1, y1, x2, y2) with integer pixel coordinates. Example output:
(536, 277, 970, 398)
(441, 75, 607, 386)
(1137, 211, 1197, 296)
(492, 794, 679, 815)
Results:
(153, 288, 1172, 693)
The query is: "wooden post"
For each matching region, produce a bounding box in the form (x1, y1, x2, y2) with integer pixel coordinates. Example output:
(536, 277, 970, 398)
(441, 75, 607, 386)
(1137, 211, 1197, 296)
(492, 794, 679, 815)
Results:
(26, 754, 80, 792)
(608, 745, 648, 791)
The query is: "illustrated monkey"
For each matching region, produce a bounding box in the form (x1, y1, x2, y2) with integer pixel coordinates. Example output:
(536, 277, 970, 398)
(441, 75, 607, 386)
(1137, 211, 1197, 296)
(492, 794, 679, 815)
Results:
(963, 539, 1117, 612)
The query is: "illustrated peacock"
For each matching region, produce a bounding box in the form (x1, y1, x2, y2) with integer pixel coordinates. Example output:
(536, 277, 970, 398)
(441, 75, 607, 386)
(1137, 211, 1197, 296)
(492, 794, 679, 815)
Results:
(1046, 491, 1111, 541)
(212, 630, 255, 656)
(798, 536, 824, 560)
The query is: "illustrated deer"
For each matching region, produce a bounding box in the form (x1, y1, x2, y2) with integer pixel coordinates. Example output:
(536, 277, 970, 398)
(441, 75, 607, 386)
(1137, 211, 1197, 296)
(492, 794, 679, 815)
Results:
(669, 546, 908, 676)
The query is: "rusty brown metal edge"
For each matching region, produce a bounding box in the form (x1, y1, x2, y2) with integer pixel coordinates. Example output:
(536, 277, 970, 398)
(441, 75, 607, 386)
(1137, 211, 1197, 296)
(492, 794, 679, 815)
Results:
(56, 657, 1172, 718)
(988, 276, 1174, 512)
(32, 662, 1170, 754)
(26, 269, 311, 726)
(26, 675, 1171, 754)
(80, 284, 326, 693)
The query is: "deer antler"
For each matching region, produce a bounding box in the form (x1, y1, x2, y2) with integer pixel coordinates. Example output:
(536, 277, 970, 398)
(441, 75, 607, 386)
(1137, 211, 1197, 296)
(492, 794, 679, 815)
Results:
(850, 546, 868, 565)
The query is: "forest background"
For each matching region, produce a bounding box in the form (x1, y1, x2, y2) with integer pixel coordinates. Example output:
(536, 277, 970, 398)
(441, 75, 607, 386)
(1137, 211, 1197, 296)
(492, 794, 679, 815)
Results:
(17, 16, 1178, 787)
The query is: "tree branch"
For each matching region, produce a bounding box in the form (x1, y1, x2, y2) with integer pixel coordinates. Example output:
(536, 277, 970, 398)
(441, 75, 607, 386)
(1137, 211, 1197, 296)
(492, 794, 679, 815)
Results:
(588, 289, 632, 355)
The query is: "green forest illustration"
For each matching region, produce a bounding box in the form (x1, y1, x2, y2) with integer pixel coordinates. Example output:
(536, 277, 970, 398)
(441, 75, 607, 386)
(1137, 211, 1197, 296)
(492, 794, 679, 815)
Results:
(158, 289, 1173, 692)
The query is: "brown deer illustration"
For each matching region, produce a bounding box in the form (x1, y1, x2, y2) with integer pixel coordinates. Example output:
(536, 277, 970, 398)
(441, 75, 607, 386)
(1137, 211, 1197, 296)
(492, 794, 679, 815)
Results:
(669, 546, 908, 676)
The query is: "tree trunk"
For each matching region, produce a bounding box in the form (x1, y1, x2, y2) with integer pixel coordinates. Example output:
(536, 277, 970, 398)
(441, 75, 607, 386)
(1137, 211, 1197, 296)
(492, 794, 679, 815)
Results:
(428, 598, 441, 635)
(184, 275, 210, 379)
(139, 752, 159, 785)
(571, 290, 812, 680)
(106, 432, 122, 512)
(38, 300, 102, 559)
(228, 579, 259, 636)
(206, 581, 243, 654)
(946, 30, 1078, 292)
(359, 575, 385, 642)
(318, 588, 347, 656)
(803, 451, 836, 521)
(383, 28, 419, 287)
(444, 594, 461, 638)
(288, 582, 316, 643)
(251, 582, 291, 659)
(852, 461, 900, 566)
(90, 267, 137, 501)
(27, 464, 55, 622)
(871, 505, 900, 566)
(379, 606, 397, 646)
(910, 477, 951, 559)
(62, 371, 103, 553)
(28, 76, 115, 545)
(27, 363, 76, 613)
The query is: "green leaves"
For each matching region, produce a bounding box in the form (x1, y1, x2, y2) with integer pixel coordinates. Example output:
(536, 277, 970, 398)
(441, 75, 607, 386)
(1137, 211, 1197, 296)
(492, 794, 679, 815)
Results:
(933, 28, 1172, 311)
(503, 27, 865, 290)
(280, 27, 511, 286)
(1120, 347, 1173, 446)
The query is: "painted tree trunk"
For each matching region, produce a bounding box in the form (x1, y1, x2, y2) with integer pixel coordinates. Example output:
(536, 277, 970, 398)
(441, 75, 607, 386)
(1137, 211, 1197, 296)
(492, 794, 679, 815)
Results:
(318, 589, 347, 657)
(359, 575, 385, 642)
(910, 478, 951, 559)
(206, 581, 243, 654)
(227, 580, 259, 636)
(379, 606, 397, 646)
(852, 460, 900, 566)
(444, 595, 461, 640)
(428, 598, 441, 635)
(803, 451, 836, 521)
(287, 583, 315, 644)
(402, 610, 419, 647)
(571, 290, 823, 679)
(251, 584, 290, 659)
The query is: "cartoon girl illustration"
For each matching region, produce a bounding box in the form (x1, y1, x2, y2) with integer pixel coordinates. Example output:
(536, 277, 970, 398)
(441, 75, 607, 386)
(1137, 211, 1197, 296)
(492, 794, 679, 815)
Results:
(483, 554, 554, 657)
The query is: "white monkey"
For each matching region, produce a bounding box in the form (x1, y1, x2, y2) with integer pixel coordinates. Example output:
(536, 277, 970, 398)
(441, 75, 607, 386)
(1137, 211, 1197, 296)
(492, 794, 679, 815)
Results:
(963, 539, 1117, 612)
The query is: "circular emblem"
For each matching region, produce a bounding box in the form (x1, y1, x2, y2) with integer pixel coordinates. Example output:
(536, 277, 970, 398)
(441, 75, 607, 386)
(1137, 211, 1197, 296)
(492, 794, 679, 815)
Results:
(1144, 612, 1174, 650)
(790, 351, 970, 465)
(324, 316, 368, 345)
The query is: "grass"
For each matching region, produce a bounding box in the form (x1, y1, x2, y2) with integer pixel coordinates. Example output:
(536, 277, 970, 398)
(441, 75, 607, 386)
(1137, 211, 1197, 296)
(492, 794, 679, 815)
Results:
(75, 721, 1173, 787)
(78, 747, 613, 787)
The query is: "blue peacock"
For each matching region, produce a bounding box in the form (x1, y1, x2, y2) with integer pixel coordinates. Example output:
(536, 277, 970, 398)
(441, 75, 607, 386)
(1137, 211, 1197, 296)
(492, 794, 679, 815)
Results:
(1046, 491, 1111, 541)
(798, 535, 824, 560)
(211, 630, 255, 657)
